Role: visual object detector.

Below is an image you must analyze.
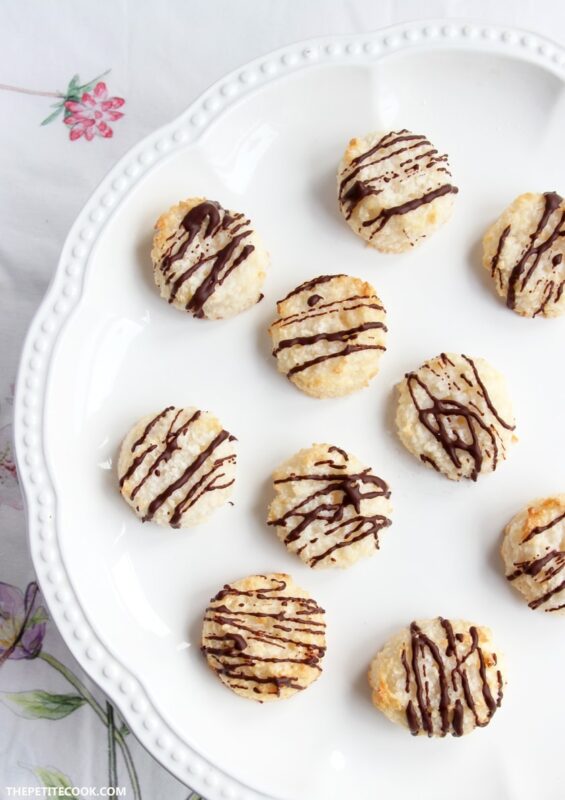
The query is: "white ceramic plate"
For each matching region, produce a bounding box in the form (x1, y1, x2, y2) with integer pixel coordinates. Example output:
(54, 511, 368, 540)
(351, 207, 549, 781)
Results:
(15, 21, 565, 800)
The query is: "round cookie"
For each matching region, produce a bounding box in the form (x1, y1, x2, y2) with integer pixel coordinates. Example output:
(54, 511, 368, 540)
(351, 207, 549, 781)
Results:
(151, 197, 269, 319)
(501, 495, 565, 614)
(483, 192, 565, 318)
(368, 617, 506, 737)
(395, 352, 517, 481)
(118, 406, 236, 528)
(337, 128, 458, 253)
(201, 573, 326, 701)
(268, 443, 392, 569)
(269, 274, 387, 398)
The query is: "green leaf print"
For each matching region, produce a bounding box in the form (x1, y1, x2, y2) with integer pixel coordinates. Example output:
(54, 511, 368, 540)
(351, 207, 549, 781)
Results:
(31, 765, 74, 789)
(2, 689, 86, 719)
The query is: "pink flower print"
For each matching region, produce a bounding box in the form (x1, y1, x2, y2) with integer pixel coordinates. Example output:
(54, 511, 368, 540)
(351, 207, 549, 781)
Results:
(1, 70, 125, 142)
(0, 424, 22, 511)
(64, 82, 125, 142)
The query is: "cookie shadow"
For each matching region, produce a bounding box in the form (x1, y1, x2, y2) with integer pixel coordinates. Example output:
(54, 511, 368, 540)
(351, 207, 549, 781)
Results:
(352, 657, 373, 706)
(252, 303, 303, 404)
(486, 525, 513, 603)
(135, 230, 158, 295)
(252, 472, 274, 529)
(467, 232, 501, 304)
(186, 599, 220, 686)
(251, 472, 292, 563)
(382, 385, 420, 469)
(350, 645, 403, 738)
(254, 304, 276, 365)
(188, 603, 206, 649)
(311, 164, 344, 226)
(99, 440, 124, 510)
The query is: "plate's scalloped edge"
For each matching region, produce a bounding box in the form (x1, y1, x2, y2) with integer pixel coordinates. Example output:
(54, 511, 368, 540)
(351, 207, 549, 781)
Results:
(13, 20, 565, 800)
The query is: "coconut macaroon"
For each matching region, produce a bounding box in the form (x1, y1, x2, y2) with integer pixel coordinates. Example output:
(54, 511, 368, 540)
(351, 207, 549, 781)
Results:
(483, 192, 565, 318)
(501, 495, 565, 614)
(118, 406, 236, 528)
(151, 197, 269, 319)
(201, 573, 326, 701)
(368, 618, 506, 737)
(269, 274, 387, 398)
(268, 443, 392, 569)
(337, 129, 458, 253)
(395, 352, 517, 481)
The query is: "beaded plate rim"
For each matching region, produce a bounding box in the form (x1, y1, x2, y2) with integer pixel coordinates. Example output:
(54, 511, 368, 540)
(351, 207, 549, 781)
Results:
(13, 21, 565, 800)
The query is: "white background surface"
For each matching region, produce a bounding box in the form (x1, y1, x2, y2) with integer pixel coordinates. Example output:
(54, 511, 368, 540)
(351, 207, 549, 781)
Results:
(2, 3, 565, 799)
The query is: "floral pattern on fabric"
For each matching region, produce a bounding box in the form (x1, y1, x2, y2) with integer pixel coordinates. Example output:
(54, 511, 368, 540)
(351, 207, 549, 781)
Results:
(0, 71, 125, 142)
(62, 80, 125, 141)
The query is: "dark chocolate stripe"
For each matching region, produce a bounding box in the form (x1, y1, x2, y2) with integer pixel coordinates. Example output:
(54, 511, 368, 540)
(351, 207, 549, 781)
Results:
(278, 274, 345, 304)
(169, 454, 235, 527)
(158, 200, 256, 317)
(270, 463, 391, 568)
(130, 409, 200, 501)
(362, 184, 458, 236)
(349, 131, 424, 167)
(308, 518, 390, 567)
(211, 605, 326, 626)
(287, 344, 385, 378)
(276, 297, 384, 329)
(119, 444, 156, 488)
(329, 445, 349, 461)
(529, 577, 565, 610)
(522, 510, 565, 542)
(462, 355, 515, 431)
(273, 321, 387, 355)
(507, 550, 565, 581)
(143, 429, 230, 521)
(339, 139, 429, 202)
(420, 454, 440, 472)
(131, 406, 174, 451)
(406, 353, 515, 480)
(338, 131, 457, 235)
(186, 232, 254, 318)
(506, 192, 564, 310)
(534, 281, 556, 317)
(490, 225, 511, 277)
(402, 618, 503, 737)
(406, 373, 495, 481)
(342, 181, 382, 219)
(202, 576, 326, 698)
(159, 202, 222, 276)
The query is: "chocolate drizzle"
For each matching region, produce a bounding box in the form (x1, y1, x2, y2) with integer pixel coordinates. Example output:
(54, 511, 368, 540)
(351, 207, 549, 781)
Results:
(493, 192, 565, 315)
(361, 184, 458, 238)
(405, 353, 515, 481)
(181, 201, 221, 244)
(201, 575, 326, 700)
(131, 406, 174, 451)
(119, 407, 236, 527)
(490, 225, 510, 278)
(156, 200, 256, 318)
(268, 446, 391, 568)
(278, 274, 346, 304)
(271, 275, 387, 383)
(401, 618, 503, 737)
(522, 509, 565, 542)
(273, 321, 387, 354)
(506, 503, 565, 612)
(338, 129, 458, 241)
(342, 181, 382, 219)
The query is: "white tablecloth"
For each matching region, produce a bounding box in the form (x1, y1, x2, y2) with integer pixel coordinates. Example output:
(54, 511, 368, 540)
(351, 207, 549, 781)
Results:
(1, 1, 564, 797)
